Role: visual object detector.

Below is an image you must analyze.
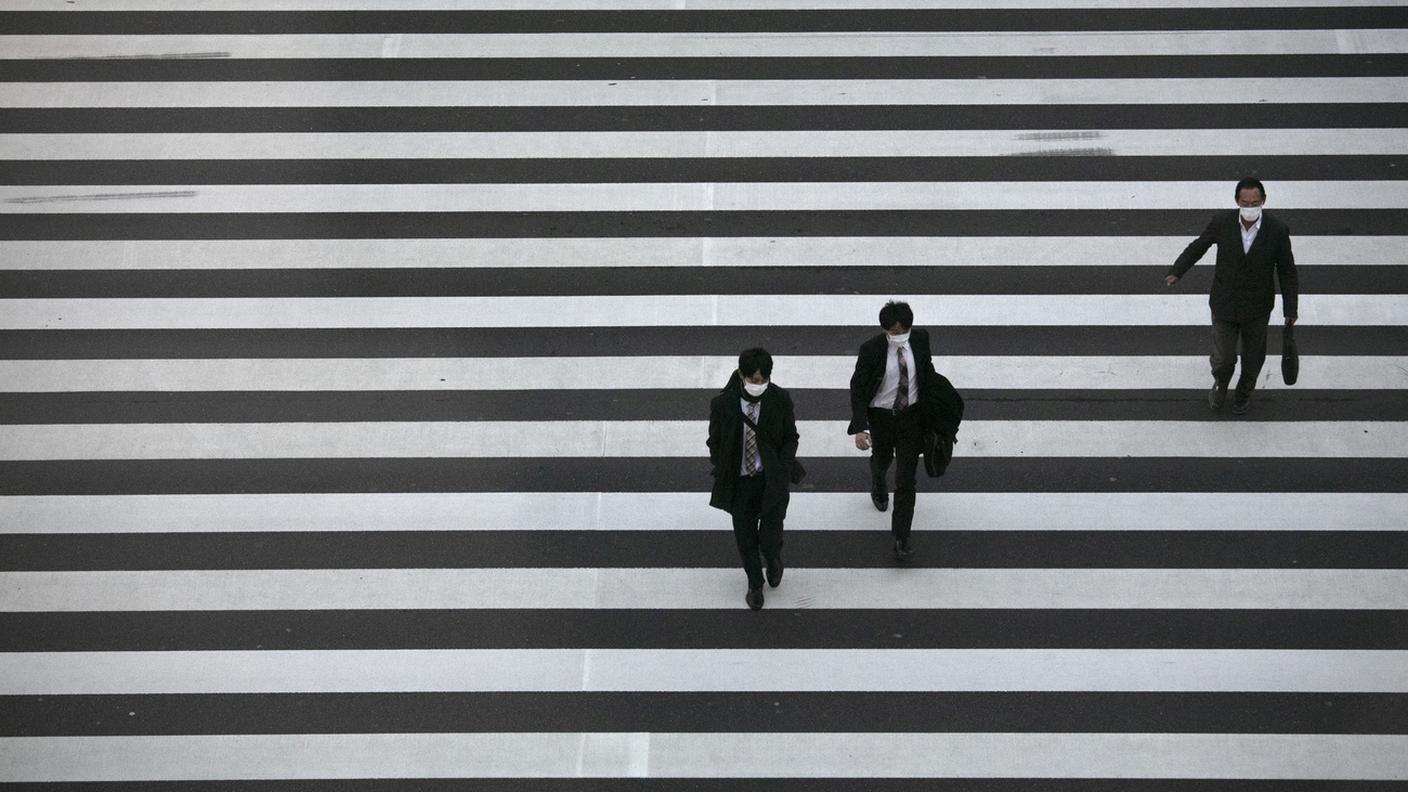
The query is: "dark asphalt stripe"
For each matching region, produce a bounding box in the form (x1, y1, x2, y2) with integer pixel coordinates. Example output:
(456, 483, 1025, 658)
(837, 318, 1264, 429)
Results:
(3, 390, 1405, 425)
(7, 692, 1404, 736)
(3, 104, 1402, 133)
(3, 610, 1402, 651)
(5, 326, 1401, 359)
(4, 8, 1405, 34)
(8, 54, 1408, 82)
(0, 762, 1333, 792)
(0, 265, 1397, 297)
(4, 531, 1402, 571)
(0, 210, 1401, 240)
(6, 156, 1405, 186)
(0, 779, 1364, 792)
(3, 458, 1406, 495)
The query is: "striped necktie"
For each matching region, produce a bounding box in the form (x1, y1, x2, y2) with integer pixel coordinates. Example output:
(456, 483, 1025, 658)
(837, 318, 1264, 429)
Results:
(893, 346, 910, 410)
(744, 401, 761, 475)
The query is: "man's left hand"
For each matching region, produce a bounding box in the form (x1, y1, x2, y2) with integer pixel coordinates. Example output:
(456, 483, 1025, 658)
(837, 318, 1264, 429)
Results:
(1286, 317, 1297, 326)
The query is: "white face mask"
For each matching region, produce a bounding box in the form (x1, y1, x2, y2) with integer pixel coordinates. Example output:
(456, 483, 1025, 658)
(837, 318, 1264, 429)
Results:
(887, 331, 911, 346)
(1239, 205, 1262, 223)
(743, 381, 768, 397)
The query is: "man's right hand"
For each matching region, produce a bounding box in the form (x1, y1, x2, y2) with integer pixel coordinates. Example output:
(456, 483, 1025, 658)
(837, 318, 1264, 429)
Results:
(1165, 275, 1179, 286)
(854, 432, 871, 451)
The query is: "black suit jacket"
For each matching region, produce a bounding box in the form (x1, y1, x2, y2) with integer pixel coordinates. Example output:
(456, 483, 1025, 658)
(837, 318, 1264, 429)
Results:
(1168, 210, 1298, 323)
(707, 378, 799, 515)
(846, 328, 938, 435)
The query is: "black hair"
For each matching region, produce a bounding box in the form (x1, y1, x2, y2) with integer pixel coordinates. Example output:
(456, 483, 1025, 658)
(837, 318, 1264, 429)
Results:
(1234, 177, 1266, 202)
(738, 347, 773, 379)
(878, 300, 914, 331)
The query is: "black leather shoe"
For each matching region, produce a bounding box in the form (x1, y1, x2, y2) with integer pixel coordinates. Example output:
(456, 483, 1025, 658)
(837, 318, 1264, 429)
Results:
(893, 537, 913, 560)
(1231, 390, 1252, 415)
(1208, 380, 1229, 410)
(765, 557, 783, 588)
(871, 490, 889, 512)
(745, 587, 764, 610)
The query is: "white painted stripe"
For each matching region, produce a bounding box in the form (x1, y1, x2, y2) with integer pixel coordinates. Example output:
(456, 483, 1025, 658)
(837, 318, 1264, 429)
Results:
(4, 733, 1407, 782)
(4, 649, 1404, 694)
(3, 236, 1398, 270)
(6, 492, 1402, 534)
(5, 569, 1404, 610)
(0, 295, 1394, 329)
(5, 181, 1402, 212)
(9, 128, 1407, 160)
(3, 420, 1405, 460)
(5, 356, 1403, 392)
(5, 77, 1403, 107)
(7, 0, 1406, 9)
(5, 29, 1405, 59)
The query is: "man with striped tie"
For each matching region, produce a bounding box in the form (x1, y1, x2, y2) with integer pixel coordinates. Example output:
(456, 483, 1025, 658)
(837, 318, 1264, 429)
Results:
(708, 348, 801, 610)
(848, 301, 939, 560)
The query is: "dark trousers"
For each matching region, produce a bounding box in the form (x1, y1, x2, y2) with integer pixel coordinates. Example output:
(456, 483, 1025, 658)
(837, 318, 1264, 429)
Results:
(730, 473, 784, 590)
(868, 406, 922, 538)
(1211, 313, 1270, 394)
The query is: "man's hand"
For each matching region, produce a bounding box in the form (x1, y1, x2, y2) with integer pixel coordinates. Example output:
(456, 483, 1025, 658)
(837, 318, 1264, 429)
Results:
(1286, 316, 1297, 327)
(854, 432, 871, 451)
(1165, 275, 1179, 287)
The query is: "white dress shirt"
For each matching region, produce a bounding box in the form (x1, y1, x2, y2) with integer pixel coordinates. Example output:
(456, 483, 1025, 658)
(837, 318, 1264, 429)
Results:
(869, 340, 919, 410)
(1240, 214, 1262, 254)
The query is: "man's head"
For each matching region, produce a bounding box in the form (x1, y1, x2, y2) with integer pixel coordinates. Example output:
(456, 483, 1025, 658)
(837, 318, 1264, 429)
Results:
(1234, 177, 1266, 226)
(1235, 177, 1266, 206)
(738, 347, 773, 384)
(878, 301, 914, 335)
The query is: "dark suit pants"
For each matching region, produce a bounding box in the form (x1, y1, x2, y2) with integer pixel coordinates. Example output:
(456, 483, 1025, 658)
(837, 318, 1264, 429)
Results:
(868, 406, 922, 538)
(730, 473, 784, 590)
(1211, 313, 1270, 394)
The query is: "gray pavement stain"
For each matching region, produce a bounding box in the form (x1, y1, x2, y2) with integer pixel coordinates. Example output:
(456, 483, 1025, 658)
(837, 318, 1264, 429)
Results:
(1015, 131, 1105, 141)
(4, 191, 199, 204)
(67, 52, 232, 60)
(1006, 147, 1116, 156)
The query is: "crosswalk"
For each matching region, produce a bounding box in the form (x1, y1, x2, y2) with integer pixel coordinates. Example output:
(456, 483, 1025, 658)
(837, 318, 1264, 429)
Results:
(2, 0, 1406, 786)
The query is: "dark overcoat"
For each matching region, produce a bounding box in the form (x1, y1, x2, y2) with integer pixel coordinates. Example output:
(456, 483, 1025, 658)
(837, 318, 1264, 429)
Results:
(1168, 210, 1299, 323)
(707, 377, 799, 515)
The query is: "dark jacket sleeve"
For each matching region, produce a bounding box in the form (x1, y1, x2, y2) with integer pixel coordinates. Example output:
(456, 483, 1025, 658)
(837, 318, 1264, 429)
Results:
(848, 343, 876, 435)
(1169, 214, 1220, 279)
(915, 329, 939, 383)
(1274, 222, 1298, 319)
(706, 396, 723, 472)
(778, 388, 800, 464)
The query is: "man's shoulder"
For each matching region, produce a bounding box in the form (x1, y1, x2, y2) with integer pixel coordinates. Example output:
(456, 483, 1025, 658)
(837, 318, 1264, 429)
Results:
(1262, 212, 1291, 235)
(765, 383, 794, 404)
